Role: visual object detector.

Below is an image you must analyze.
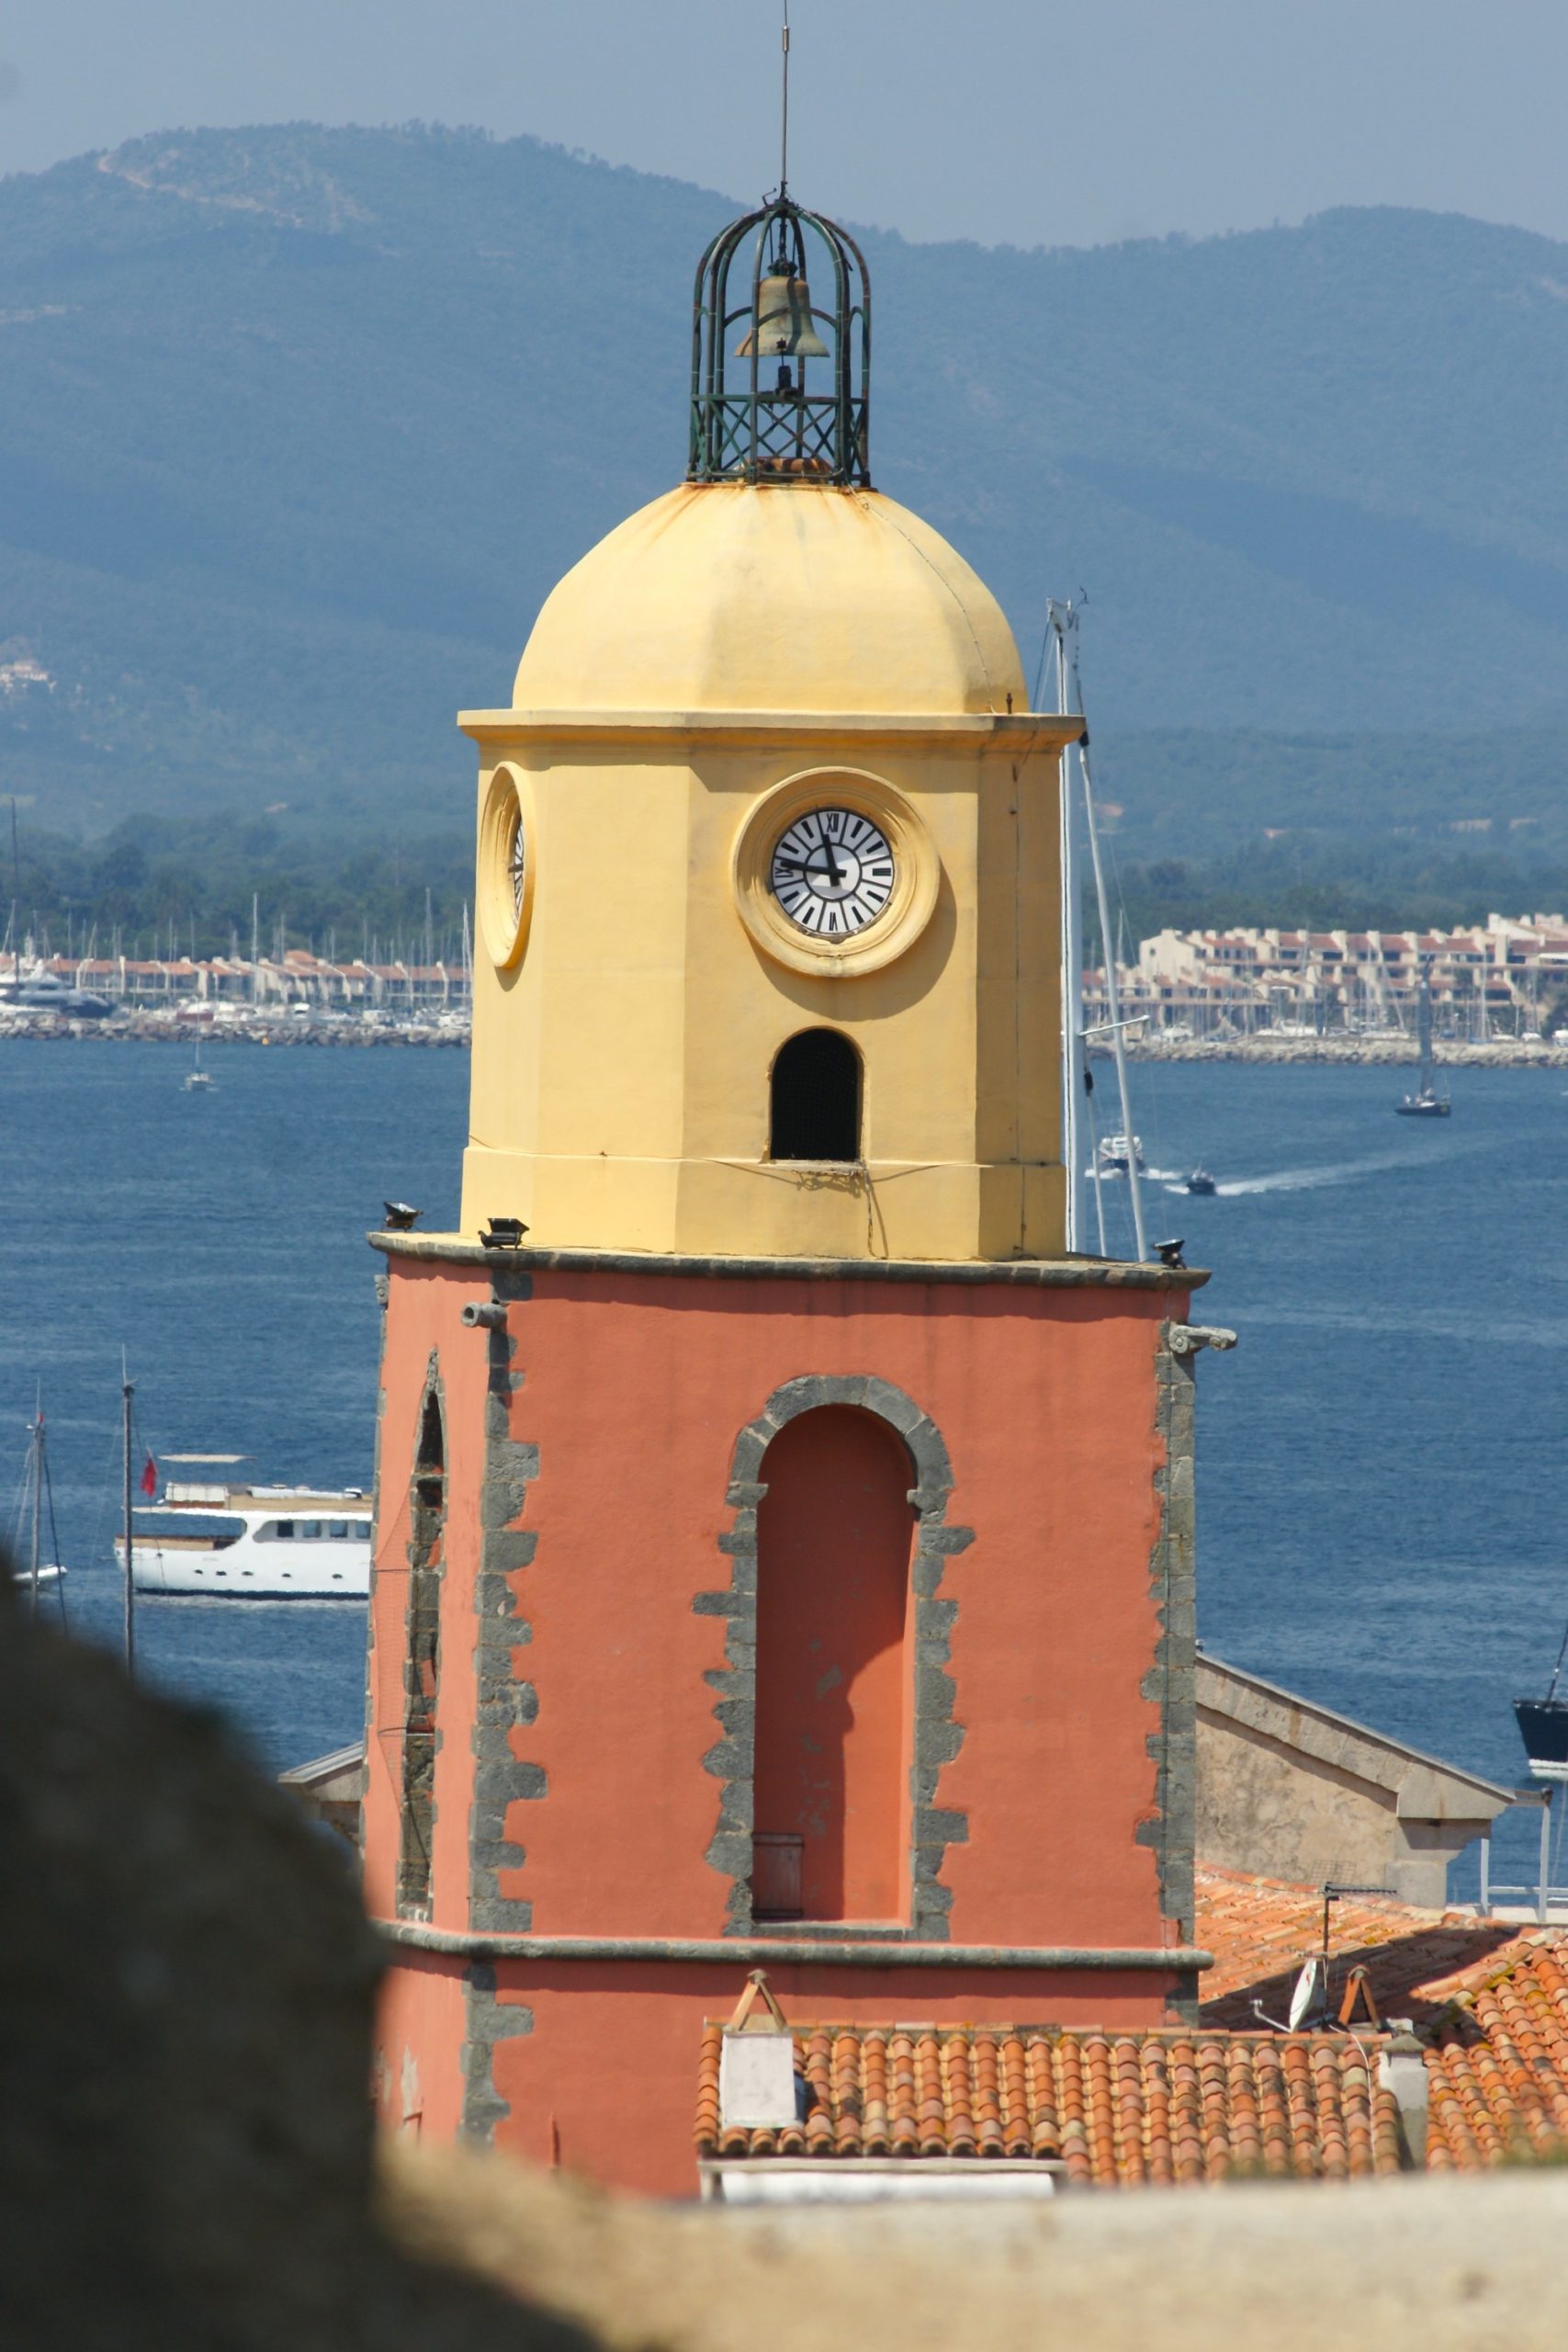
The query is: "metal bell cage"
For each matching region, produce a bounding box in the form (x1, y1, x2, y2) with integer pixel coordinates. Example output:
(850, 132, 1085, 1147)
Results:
(688, 196, 872, 488)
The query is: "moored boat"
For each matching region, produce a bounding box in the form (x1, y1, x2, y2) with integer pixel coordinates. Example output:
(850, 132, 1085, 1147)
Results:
(117, 1476, 372, 1598)
(1396, 975, 1450, 1118)
(1515, 1696, 1568, 1780)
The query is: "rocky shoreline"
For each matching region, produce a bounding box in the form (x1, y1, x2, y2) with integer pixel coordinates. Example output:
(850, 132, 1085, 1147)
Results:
(0, 1011, 469, 1046)
(5, 1017, 1563, 1068)
(1121, 1035, 1568, 1068)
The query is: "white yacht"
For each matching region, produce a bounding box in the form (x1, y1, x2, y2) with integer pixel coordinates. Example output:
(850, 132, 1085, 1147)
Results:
(118, 1477, 372, 1598)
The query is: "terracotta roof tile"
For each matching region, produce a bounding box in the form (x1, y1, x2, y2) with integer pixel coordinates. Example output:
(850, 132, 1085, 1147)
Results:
(697, 1880, 1568, 2189)
(1195, 1863, 1531, 2029)
(695, 2020, 1404, 2187)
(1194, 1864, 1568, 2172)
(1426, 1942, 1568, 2169)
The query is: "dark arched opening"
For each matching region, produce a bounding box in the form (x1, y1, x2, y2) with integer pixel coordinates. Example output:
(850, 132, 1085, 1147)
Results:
(414, 1387, 445, 1506)
(752, 1406, 916, 1923)
(399, 1381, 446, 1918)
(769, 1028, 861, 1163)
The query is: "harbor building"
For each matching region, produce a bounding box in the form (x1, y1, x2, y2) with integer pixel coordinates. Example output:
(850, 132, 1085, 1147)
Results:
(1122, 915, 1568, 1039)
(359, 186, 1217, 2195)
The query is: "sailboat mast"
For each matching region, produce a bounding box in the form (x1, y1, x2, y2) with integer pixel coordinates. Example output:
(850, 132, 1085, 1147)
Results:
(1417, 972, 1434, 1089)
(28, 1408, 41, 1622)
(1054, 609, 1086, 1253)
(121, 1367, 136, 1678)
(1052, 602, 1147, 1262)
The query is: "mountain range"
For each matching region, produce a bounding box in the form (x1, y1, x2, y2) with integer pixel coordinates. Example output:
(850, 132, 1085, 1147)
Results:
(4, 123, 1568, 858)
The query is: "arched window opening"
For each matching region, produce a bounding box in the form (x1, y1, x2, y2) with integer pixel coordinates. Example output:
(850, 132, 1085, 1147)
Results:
(414, 1387, 445, 1512)
(769, 1028, 861, 1163)
(751, 1406, 916, 1924)
(399, 1381, 446, 1918)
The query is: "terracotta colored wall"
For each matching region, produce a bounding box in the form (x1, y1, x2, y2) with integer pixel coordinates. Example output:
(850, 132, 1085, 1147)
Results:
(362, 1261, 493, 1929)
(372, 1947, 468, 2144)
(365, 1253, 1193, 2193)
(754, 1407, 916, 1922)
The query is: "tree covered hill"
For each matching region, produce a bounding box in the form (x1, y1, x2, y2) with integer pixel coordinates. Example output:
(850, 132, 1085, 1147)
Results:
(4, 122, 1568, 853)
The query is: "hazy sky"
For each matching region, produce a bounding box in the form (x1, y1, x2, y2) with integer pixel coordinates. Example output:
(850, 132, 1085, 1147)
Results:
(6, 0, 1568, 253)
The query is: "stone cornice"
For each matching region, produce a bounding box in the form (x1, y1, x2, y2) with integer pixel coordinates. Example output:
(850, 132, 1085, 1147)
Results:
(457, 708, 1086, 754)
(378, 1919, 1213, 1970)
(369, 1233, 1210, 1292)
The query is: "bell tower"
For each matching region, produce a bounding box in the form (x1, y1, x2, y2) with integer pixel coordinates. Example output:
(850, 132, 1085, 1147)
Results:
(362, 186, 1213, 2197)
(460, 191, 1079, 1263)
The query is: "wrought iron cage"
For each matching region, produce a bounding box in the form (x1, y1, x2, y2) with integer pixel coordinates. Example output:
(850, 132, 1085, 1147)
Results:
(688, 197, 871, 488)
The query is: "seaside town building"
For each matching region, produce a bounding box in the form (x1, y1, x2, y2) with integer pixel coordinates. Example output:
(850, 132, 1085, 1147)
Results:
(356, 186, 1224, 2197)
(1109, 915, 1568, 1039)
(31, 949, 470, 1015)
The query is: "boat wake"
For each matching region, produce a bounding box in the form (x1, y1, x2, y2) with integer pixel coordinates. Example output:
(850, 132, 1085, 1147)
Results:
(1183, 1138, 1487, 1198)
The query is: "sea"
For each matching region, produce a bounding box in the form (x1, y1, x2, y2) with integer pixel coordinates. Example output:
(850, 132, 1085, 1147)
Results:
(2, 1038, 1562, 1897)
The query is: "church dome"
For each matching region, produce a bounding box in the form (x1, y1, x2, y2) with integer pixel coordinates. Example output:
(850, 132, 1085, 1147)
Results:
(512, 483, 1026, 717)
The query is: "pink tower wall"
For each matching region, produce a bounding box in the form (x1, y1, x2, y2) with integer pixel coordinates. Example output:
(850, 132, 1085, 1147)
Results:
(365, 1250, 1201, 2195)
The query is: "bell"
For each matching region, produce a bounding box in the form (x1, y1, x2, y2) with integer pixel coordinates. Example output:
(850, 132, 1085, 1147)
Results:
(736, 274, 829, 360)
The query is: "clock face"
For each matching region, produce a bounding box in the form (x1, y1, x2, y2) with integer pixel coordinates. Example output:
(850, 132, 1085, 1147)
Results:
(770, 808, 896, 937)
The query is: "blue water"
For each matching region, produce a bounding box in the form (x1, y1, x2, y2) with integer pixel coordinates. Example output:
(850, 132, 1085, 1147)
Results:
(0, 1041, 467, 1770)
(2, 1040, 1562, 1892)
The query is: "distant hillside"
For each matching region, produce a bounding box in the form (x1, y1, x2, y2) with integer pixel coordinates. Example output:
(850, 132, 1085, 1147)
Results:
(5, 124, 1568, 842)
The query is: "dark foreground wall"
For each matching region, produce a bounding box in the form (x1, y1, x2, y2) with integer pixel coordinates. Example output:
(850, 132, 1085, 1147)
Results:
(0, 1587, 595, 2352)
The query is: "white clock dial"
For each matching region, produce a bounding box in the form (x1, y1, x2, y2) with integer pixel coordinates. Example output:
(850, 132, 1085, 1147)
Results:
(769, 808, 896, 937)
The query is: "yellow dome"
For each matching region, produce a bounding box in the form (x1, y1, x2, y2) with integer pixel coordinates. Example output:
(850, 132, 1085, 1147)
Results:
(512, 483, 1025, 716)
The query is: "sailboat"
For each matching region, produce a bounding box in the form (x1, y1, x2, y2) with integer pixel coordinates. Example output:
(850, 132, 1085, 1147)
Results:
(183, 1039, 215, 1092)
(9, 1406, 68, 1619)
(1395, 977, 1450, 1117)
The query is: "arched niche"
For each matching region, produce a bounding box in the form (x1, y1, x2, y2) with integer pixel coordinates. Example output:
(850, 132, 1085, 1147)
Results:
(752, 1406, 917, 1922)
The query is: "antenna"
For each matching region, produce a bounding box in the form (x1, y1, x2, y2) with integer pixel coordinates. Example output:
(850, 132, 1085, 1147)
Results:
(779, 1, 791, 198)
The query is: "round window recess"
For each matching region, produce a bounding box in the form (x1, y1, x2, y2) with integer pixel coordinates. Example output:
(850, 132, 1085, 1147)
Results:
(479, 763, 536, 970)
(733, 769, 940, 978)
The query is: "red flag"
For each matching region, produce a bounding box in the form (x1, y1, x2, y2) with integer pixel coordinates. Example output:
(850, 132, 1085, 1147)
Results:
(140, 1454, 158, 1498)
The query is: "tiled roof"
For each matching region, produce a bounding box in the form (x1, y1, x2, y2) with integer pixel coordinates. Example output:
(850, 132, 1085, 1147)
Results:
(696, 2021, 1404, 2186)
(1427, 1943, 1568, 2169)
(697, 1878, 1568, 2189)
(1196, 1866, 1568, 2172)
(1195, 1864, 1529, 2030)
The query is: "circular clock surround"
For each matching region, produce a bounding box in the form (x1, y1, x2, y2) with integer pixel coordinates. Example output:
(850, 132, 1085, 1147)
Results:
(733, 769, 939, 978)
(479, 763, 536, 970)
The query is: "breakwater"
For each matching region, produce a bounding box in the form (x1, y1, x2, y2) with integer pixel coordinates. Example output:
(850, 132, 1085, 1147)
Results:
(0, 1010, 468, 1046)
(1122, 1035, 1568, 1068)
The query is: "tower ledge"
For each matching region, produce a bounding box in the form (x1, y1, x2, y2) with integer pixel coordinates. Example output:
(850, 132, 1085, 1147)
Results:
(458, 709, 1085, 750)
(369, 1233, 1209, 1290)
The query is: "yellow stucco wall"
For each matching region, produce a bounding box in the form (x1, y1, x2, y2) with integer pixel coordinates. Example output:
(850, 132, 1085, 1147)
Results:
(457, 484, 1080, 1264)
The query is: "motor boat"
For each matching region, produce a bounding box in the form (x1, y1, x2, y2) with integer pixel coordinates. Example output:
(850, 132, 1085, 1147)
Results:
(0, 970, 114, 1017)
(1181, 1168, 1217, 1196)
(117, 1476, 372, 1598)
(1095, 1132, 1145, 1176)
